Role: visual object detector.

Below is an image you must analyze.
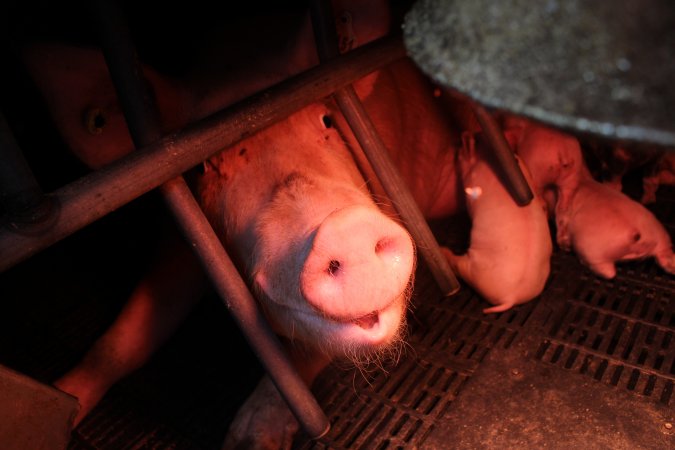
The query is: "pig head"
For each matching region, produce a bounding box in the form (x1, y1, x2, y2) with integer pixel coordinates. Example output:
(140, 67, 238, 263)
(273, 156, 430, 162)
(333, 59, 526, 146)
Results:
(197, 102, 415, 359)
(443, 131, 552, 314)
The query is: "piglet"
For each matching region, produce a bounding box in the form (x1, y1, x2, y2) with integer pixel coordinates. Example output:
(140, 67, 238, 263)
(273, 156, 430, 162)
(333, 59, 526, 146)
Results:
(556, 170, 675, 279)
(512, 122, 675, 279)
(443, 131, 552, 313)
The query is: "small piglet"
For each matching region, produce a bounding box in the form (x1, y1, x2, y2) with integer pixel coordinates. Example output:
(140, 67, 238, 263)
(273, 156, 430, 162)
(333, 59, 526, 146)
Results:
(513, 122, 675, 279)
(443, 131, 552, 313)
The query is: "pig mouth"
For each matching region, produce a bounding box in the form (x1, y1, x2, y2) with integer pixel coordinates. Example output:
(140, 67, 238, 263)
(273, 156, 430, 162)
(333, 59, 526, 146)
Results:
(352, 311, 380, 329)
(309, 294, 408, 347)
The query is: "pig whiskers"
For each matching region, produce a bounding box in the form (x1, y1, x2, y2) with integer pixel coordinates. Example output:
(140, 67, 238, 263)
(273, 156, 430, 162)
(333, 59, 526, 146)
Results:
(342, 331, 405, 380)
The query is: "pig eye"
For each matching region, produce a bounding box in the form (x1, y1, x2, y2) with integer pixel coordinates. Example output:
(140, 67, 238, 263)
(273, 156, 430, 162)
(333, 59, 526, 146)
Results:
(321, 114, 333, 129)
(84, 107, 107, 135)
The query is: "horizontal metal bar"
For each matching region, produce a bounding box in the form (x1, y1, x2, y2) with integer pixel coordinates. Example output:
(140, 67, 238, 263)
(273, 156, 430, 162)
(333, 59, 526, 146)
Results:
(0, 35, 406, 272)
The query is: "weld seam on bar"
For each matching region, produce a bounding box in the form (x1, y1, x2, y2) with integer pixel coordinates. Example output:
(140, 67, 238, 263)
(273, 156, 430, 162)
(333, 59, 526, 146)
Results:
(471, 103, 533, 206)
(309, 0, 459, 295)
(89, 0, 330, 438)
(0, 35, 406, 272)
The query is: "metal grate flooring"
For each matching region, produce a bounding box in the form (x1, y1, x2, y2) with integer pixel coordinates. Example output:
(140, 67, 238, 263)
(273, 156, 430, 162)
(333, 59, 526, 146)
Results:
(0, 189, 673, 449)
(296, 189, 675, 449)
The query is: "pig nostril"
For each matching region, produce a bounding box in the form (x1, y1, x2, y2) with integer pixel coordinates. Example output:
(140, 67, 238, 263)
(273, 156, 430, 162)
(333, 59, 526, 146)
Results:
(374, 237, 393, 254)
(327, 259, 341, 276)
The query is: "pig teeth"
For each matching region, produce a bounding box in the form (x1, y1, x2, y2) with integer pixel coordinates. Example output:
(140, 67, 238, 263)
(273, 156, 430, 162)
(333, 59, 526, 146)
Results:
(353, 312, 379, 329)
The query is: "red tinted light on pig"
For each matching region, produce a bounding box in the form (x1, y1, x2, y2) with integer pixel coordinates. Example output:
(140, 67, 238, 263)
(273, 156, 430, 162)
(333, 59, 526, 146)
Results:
(444, 132, 553, 314)
(196, 103, 416, 360)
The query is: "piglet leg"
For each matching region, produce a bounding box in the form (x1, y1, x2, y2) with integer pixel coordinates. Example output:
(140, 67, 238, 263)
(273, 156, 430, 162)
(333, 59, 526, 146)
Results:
(54, 234, 206, 425)
(654, 233, 675, 274)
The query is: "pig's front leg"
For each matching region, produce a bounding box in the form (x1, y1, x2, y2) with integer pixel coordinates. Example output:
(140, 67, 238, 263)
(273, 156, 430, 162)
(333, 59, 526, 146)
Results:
(223, 347, 330, 450)
(54, 234, 206, 425)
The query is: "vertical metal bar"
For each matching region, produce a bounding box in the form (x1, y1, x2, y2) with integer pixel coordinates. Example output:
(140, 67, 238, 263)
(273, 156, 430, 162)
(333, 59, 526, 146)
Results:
(309, 0, 460, 296)
(471, 103, 534, 206)
(0, 111, 57, 229)
(89, 0, 329, 439)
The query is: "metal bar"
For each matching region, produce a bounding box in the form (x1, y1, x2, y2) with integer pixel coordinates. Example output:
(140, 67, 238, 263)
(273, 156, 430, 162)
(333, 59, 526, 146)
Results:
(309, 0, 460, 296)
(159, 178, 332, 438)
(0, 35, 406, 272)
(89, 0, 330, 439)
(471, 103, 534, 206)
(0, 111, 57, 230)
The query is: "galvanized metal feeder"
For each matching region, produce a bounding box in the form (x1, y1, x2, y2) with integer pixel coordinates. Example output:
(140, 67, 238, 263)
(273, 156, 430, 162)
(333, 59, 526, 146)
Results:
(403, 0, 675, 147)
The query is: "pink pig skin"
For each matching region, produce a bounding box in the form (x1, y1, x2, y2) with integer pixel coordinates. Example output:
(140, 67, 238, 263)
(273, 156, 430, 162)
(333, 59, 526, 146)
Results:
(444, 132, 552, 314)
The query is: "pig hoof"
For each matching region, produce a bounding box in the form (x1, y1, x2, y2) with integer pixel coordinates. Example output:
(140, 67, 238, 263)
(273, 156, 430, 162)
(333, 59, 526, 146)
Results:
(53, 371, 110, 426)
(223, 376, 299, 450)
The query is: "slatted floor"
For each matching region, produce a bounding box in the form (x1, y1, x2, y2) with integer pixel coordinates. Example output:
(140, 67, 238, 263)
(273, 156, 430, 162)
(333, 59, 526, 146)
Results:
(0, 187, 673, 449)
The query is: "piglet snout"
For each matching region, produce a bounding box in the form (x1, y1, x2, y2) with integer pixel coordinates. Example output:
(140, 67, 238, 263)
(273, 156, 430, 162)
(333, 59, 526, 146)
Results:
(300, 206, 414, 325)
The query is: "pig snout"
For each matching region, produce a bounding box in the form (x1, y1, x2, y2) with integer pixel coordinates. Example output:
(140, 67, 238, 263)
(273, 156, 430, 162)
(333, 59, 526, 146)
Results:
(299, 205, 414, 339)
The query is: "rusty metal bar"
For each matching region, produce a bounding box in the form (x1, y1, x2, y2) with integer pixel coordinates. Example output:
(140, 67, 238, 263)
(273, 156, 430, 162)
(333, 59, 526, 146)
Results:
(309, 0, 460, 296)
(471, 103, 534, 206)
(0, 35, 406, 272)
(89, 0, 329, 439)
(0, 111, 57, 231)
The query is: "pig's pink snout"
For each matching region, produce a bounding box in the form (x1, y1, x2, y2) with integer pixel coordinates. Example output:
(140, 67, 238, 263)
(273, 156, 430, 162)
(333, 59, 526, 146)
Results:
(300, 206, 414, 324)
